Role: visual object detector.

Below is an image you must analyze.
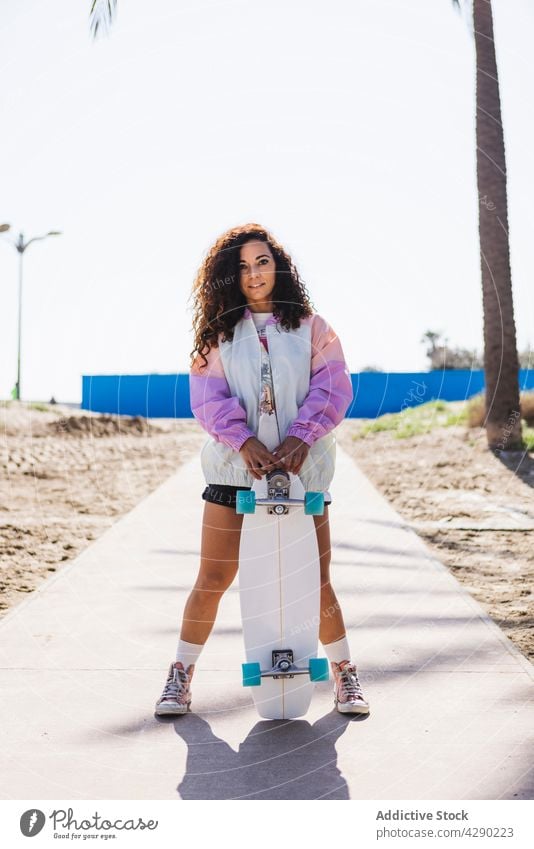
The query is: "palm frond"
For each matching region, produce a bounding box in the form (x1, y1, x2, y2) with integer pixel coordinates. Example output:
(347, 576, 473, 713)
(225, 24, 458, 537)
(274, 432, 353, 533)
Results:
(452, 0, 474, 36)
(89, 0, 117, 39)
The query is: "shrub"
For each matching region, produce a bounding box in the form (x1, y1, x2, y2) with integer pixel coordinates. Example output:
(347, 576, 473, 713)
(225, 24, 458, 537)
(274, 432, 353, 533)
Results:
(466, 390, 534, 428)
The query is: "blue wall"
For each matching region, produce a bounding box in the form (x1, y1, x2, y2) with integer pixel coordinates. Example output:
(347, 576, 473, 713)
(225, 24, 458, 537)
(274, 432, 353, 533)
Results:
(82, 370, 534, 419)
(82, 374, 192, 418)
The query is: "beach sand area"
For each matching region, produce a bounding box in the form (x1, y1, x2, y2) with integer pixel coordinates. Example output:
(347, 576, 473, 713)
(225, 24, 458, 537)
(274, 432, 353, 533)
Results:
(1, 401, 205, 616)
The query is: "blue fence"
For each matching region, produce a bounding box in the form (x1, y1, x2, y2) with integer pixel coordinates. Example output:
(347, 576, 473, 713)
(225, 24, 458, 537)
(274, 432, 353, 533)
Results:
(82, 370, 534, 419)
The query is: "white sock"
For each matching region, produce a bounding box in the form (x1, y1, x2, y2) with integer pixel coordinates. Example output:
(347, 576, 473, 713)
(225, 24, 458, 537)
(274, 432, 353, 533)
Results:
(322, 635, 351, 665)
(176, 639, 204, 668)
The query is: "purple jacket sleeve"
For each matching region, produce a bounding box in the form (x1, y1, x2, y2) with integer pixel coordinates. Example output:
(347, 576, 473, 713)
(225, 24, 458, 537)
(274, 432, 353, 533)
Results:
(189, 344, 255, 452)
(286, 314, 353, 446)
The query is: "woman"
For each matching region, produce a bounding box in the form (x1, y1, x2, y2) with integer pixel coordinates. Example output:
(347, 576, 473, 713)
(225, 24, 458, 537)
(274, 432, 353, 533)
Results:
(155, 223, 369, 716)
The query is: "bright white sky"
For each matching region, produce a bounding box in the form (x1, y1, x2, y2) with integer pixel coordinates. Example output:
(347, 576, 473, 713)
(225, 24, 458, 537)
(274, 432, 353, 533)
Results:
(1, 0, 533, 404)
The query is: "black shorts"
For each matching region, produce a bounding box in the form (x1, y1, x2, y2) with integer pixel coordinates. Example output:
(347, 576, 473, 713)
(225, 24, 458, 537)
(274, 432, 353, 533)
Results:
(201, 483, 332, 510)
(202, 484, 252, 509)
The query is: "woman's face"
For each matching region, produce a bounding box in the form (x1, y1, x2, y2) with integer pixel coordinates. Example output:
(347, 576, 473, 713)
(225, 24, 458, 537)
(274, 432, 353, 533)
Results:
(238, 239, 276, 312)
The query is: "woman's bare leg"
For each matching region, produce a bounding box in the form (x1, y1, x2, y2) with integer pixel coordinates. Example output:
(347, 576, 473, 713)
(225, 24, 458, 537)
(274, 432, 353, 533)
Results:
(180, 501, 244, 645)
(313, 506, 347, 645)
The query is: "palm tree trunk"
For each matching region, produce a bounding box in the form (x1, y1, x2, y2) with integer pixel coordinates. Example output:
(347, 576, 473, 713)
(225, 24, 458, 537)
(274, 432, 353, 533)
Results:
(473, 0, 522, 450)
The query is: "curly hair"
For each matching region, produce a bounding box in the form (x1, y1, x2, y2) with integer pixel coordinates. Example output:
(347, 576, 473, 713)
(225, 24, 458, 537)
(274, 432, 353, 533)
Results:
(188, 223, 315, 370)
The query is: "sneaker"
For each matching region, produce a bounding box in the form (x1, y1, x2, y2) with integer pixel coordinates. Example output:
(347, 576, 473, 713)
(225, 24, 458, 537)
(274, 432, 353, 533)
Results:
(332, 660, 370, 715)
(154, 661, 194, 716)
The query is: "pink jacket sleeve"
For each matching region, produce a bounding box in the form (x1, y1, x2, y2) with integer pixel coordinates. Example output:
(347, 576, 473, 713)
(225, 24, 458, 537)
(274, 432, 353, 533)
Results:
(286, 314, 353, 446)
(189, 343, 255, 452)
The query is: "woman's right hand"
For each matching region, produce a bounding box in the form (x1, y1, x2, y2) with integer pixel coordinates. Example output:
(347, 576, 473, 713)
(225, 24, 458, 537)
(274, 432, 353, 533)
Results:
(239, 437, 280, 481)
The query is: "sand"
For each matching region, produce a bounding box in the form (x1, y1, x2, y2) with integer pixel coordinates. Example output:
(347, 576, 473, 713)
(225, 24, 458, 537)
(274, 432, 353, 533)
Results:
(1, 402, 205, 615)
(2, 401, 533, 663)
(335, 418, 534, 662)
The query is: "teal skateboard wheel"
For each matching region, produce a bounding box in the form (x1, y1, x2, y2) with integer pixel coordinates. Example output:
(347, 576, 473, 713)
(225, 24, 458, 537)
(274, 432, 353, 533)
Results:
(309, 657, 329, 681)
(242, 662, 262, 687)
(304, 491, 324, 515)
(236, 490, 256, 514)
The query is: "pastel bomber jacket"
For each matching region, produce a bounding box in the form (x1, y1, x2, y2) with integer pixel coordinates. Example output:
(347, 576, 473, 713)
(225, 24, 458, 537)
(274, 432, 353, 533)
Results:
(189, 307, 354, 490)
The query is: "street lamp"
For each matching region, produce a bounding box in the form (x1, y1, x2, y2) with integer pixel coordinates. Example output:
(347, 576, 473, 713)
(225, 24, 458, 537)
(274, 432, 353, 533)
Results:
(0, 224, 62, 401)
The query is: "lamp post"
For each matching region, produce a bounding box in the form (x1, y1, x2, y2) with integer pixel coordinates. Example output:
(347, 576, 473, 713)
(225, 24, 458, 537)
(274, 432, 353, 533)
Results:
(0, 224, 62, 401)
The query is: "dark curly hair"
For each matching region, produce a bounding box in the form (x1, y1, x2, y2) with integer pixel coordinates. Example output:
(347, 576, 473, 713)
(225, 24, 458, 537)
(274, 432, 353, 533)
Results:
(188, 223, 315, 370)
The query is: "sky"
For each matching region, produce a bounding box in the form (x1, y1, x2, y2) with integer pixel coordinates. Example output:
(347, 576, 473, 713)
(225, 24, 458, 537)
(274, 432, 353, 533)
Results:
(1, 0, 533, 404)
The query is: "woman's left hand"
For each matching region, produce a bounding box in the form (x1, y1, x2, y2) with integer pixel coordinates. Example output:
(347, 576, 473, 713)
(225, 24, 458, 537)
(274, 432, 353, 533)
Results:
(272, 436, 310, 475)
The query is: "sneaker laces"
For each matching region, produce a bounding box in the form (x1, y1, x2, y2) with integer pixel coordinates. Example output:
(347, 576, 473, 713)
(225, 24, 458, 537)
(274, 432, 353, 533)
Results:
(338, 663, 365, 700)
(162, 665, 190, 700)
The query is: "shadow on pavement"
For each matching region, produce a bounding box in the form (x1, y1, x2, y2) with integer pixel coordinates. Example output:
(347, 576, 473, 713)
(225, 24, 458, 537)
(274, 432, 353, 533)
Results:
(157, 710, 367, 799)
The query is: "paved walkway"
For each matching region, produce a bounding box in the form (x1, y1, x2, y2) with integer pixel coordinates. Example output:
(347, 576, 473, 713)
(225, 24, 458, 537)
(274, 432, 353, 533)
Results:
(1, 445, 533, 800)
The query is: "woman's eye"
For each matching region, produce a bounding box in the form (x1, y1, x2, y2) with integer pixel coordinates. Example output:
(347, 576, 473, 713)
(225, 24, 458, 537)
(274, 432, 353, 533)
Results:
(240, 260, 269, 270)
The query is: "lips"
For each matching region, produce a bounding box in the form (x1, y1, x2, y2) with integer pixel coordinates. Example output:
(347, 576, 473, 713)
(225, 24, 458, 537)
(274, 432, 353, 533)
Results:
(249, 283, 265, 289)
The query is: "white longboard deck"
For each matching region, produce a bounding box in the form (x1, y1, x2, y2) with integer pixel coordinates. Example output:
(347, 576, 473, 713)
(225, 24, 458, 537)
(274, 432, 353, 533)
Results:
(238, 412, 322, 719)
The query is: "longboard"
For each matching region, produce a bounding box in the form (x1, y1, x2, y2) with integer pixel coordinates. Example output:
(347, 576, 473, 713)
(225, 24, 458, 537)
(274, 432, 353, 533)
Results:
(237, 413, 329, 719)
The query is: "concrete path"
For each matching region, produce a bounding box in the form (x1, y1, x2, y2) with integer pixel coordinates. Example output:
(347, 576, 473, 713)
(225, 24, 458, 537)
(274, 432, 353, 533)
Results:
(1, 445, 533, 800)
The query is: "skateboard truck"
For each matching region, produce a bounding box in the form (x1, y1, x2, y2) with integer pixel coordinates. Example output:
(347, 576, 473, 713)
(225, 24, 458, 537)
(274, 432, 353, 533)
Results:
(236, 469, 325, 516)
(266, 470, 291, 515)
(242, 651, 329, 686)
(271, 649, 305, 679)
